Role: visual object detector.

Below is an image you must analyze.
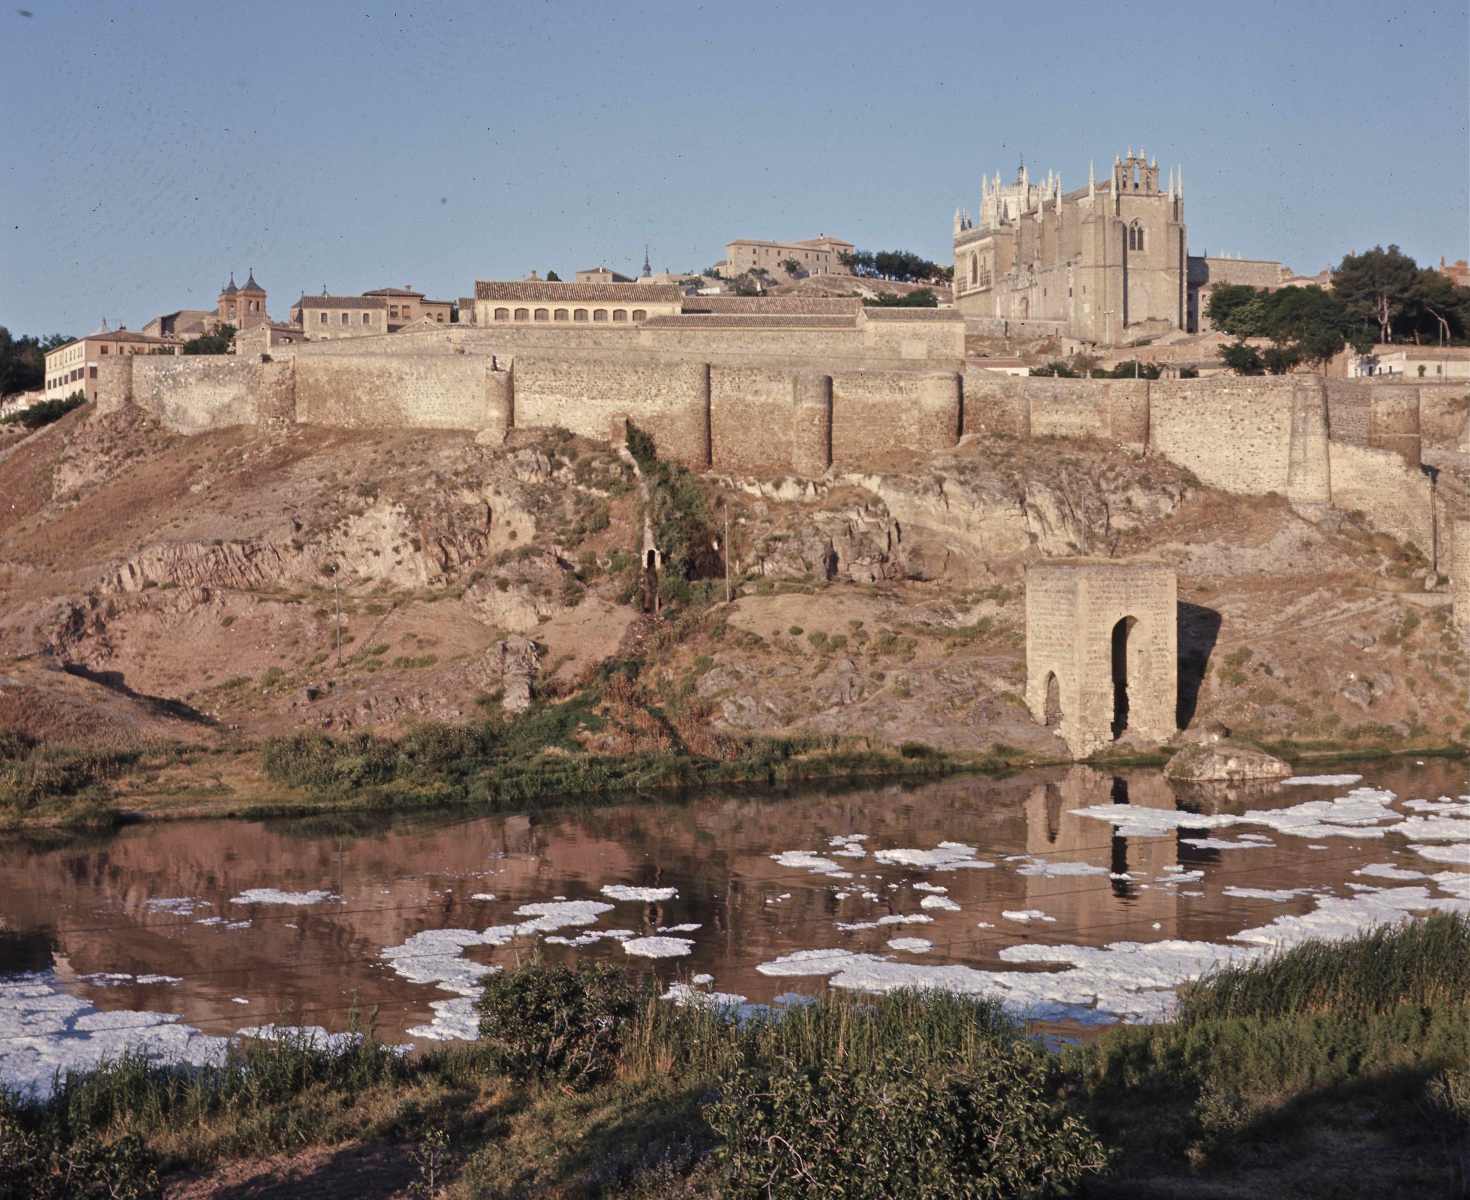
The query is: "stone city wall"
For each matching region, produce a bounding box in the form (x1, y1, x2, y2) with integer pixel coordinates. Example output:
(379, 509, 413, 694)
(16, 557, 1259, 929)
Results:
(104, 347, 1436, 556)
(295, 354, 511, 436)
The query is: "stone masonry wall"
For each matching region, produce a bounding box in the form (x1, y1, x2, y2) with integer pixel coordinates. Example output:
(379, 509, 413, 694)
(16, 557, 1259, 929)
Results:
(295, 353, 505, 433)
(1328, 441, 1434, 555)
(130, 357, 278, 433)
(1149, 377, 1296, 495)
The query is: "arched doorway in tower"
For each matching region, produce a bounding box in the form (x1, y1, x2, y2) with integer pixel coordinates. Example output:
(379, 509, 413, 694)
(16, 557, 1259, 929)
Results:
(1110, 616, 1137, 739)
(1042, 672, 1062, 728)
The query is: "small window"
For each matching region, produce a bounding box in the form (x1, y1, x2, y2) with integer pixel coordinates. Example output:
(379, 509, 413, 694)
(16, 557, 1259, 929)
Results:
(631, 309, 647, 322)
(554, 308, 568, 321)
(319, 312, 328, 324)
(534, 308, 549, 321)
(100, 344, 109, 355)
(389, 305, 399, 318)
(494, 307, 510, 320)
(341, 312, 349, 325)
(574, 309, 588, 321)
(514, 308, 530, 321)
(89, 365, 97, 379)
(592, 309, 608, 322)
(612, 309, 627, 322)
(362, 312, 371, 325)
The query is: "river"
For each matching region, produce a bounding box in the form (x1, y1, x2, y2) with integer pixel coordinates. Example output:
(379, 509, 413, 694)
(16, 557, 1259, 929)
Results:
(2, 759, 1467, 1097)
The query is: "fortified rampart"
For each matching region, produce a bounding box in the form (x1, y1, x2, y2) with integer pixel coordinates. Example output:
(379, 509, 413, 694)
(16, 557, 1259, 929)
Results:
(94, 331, 1439, 557)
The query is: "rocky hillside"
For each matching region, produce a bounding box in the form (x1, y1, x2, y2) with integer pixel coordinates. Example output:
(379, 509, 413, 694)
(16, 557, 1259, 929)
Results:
(0, 401, 1465, 806)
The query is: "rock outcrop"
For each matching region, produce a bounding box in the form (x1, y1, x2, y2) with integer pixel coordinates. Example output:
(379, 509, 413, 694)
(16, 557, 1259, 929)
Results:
(1164, 742, 1291, 783)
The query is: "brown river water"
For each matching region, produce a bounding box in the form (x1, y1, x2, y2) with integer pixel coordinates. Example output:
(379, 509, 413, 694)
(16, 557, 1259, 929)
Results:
(2, 759, 1467, 1097)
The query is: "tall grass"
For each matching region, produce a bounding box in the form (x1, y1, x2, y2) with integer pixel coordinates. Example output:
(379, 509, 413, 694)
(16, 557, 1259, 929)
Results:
(1176, 913, 1470, 1024)
(623, 987, 1018, 1082)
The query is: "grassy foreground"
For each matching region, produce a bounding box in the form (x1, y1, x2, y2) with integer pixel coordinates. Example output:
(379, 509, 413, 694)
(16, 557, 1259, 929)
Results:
(3, 914, 1467, 1198)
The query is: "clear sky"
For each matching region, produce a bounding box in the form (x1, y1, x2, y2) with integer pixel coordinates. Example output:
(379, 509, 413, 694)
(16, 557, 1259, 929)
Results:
(2, 0, 1466, 336)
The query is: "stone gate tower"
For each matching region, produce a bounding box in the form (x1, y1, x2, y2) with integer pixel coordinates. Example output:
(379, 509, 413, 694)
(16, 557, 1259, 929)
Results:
(1025, 561, 1178, 759)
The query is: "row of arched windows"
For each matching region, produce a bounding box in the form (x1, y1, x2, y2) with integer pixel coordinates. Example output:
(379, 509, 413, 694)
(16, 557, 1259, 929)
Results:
(490, 307, 648, 323)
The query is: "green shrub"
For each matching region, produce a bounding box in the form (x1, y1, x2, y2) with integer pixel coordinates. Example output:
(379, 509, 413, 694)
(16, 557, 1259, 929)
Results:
(476, 961, 648, 1086)
(0, 392, 85, 430)
(0, 1112, 161, 1199)
(708, 1042, 1107, 1199)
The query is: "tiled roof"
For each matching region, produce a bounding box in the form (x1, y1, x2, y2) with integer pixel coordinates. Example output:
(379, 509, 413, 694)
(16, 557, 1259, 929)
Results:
(363, 287, 424, 297)
(297, 295, 388, 310)
(475, 280, 684, 303)
(861, 307, 964, 321)
(241, 271, 265, 293)
(682, 296, 862, 315)
(641, 314, 855, 330)
(46, 330, 174, 358)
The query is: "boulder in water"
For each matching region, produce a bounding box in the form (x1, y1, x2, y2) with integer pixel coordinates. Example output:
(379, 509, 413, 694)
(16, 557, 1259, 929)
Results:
(1164, 742, 1291, 783)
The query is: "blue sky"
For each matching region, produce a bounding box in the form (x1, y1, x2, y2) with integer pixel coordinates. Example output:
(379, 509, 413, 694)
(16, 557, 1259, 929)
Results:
(2, 0, 1466, 336)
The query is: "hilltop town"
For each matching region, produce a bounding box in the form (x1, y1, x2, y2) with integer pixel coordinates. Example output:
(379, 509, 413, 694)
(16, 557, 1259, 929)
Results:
(1, 144, 1469, 805)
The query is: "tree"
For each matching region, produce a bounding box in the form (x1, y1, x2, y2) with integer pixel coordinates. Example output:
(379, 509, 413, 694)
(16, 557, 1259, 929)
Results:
(1030, 361, 1078, 378)
(863, 289, 938, 308)
(1205, 285, 1269, 336)
(1219, 340, 1265, 375)
(545, 270, 562, 282)
(1100, 359, 1162, 379)
(1332, 245, 1421, 344)
(0, 327, 70, 396)
(183, 324, 235, 355)
(1407, 268, 1470, 345)
(779, 257, 803, 277)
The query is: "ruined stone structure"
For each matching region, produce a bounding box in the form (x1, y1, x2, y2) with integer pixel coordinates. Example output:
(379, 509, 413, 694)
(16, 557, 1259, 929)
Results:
(1025, 562, 1178, 759)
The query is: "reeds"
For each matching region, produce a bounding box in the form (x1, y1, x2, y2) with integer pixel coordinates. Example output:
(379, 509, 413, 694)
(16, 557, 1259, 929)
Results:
(1176, 912, 1470, 1024)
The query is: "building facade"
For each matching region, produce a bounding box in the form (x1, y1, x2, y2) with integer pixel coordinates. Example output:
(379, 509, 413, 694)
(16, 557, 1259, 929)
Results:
(1186, 255, 1292, 332)
(216, 271, 268, 330)
(953, 152, 1187, 343)
(43, 329, 179, 402)
(718, 235, 855, 280)
(362, 287, 454, 327)
(295, 295, 391, 339)
(473, 281, 684, 326)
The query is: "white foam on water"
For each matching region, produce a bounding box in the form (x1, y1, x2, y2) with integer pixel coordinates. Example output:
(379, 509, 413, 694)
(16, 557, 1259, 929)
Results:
(144, 897, 207, 915)
(230, 888, 339, 906)
(887, 938, 934, 953)
(836, 913, 934, 932)
(920, 895, 962, 911)
(1014, 858, 1112, 877)
(1354, 863, 1427, 881)
(873, 842, 995, 870)
(1001, 910, 1056, 923)
(912, 882, 948, 893)
(1282, 774, 1363, 787)
(543, 929, 637, 947)
(658, 923, 702, 933)
(770, 851, 842, 873)
(1394, 816, 1470, 842)
(1221, 887, 1308, 901)
(1432, 872, 1470, 899)
(513, 900, 614, 932)
(1402, 796, 1470, 814)
(231, 998, 249, 1005)
(1411, 844, 1470, 865)
(469, 893, 496, 901)
(599, 885, 679, 902)
(622, 936, 695, 958)
(80, 973, 182, 987)
(1180, 838, 1273, 850)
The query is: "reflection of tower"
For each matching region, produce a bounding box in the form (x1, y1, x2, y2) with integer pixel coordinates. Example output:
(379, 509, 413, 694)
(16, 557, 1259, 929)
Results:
(1021, 768, 1180, 937)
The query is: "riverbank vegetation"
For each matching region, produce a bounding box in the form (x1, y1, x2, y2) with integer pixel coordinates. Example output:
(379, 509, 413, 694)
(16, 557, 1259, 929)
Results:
(2, 915, 1466, 1197)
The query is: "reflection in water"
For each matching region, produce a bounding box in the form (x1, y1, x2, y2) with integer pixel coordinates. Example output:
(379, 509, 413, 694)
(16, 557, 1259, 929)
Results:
(0, 759, 1465, 1058)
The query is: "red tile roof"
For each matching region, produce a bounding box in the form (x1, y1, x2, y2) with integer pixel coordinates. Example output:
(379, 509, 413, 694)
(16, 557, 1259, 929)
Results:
(474, 281, 684, 303)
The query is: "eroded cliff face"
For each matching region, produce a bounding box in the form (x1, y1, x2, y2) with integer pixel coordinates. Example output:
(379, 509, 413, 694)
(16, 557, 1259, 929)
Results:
(0, 404, 1464, 762)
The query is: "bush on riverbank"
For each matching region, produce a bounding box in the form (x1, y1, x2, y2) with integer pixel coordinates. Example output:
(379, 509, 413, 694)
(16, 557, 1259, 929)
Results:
(259, 669, 962, 813)
(0, 731, 138, 824)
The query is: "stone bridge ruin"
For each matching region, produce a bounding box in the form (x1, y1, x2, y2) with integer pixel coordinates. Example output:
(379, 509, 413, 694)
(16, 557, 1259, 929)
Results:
(1025, 561, 1178, 760)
